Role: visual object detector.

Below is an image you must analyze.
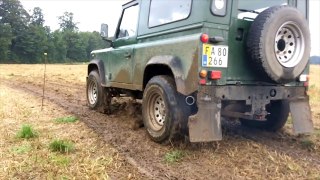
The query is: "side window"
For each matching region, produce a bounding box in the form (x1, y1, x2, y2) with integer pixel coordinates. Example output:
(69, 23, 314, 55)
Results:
(149, 0, 192, 27)
(117, 5, 139, 39)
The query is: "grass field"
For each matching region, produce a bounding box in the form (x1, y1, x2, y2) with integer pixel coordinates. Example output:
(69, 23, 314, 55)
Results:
(0, 64, 319, 179)
(0, 64, 141, 179)
(309, 65, 320, 126)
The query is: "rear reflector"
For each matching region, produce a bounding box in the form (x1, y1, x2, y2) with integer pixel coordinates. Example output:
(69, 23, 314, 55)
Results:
(209, 71, 221, 80)
(199, 79, 206, 85)
(200, 34, 209, 43)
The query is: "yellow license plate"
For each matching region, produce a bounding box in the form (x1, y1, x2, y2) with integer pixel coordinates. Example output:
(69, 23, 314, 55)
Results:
(202, 44, 228, 67)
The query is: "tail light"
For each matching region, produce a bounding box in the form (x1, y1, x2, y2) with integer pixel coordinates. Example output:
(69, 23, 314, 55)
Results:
(299, 74, 309, 87)
(299, 74, 308, 82)
(209, 71, 222, 80)
(200, 34, 209, 43)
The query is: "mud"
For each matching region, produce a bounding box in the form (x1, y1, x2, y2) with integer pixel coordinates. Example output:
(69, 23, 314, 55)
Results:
(1, 66, 320, 179)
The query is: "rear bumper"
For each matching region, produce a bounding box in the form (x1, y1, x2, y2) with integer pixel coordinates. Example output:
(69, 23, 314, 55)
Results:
(205, 85, 307, 102)
(188, 85, 312, 142)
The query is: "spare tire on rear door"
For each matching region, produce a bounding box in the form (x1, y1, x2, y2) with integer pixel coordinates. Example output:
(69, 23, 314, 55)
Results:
(246, 6, 311, 83)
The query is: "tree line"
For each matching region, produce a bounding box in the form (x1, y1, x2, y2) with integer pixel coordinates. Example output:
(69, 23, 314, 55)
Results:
(0, 0, 107, 64)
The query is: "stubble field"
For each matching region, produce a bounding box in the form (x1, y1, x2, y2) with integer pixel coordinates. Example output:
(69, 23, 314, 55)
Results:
(0, 64, 319, 179)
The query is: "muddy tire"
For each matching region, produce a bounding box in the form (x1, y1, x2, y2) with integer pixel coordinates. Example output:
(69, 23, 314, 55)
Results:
(142, 75, 185, 143)
(86, 70, 111, 114)
(240, 100, 290, 131)
(247, 6, 310, 83)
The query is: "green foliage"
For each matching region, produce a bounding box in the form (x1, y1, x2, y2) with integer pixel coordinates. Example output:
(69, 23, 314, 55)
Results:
(31, 7, 45, 26)
(54, 116, 78, 123)
(164, 150, 185, 163)
(11, 144, 32, 154)
(58, 12, 78, 32)
(50, 155, 71, 166)
(0, 0, 30, 35)
(49, 139, 74, 153)
(0, 1, 106, 64)
(0, 0, 29, 62)
(84, 31, 106, 59)
(16, 124, 38, 139)
(14, 24, 48, 63)
(0, 24, 13, 62)
(64, 30, 87, 61)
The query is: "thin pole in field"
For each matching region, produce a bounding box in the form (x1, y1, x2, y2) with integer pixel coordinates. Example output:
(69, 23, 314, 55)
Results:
(41, 53, 48, 111)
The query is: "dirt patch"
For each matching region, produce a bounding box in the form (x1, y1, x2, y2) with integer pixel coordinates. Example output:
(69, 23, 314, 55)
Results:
(0, 84, 143, 179)
(0, 64, 320, 179)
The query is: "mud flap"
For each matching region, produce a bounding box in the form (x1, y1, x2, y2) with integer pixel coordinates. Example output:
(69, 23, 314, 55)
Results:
(188, 98, 222, 142)
(290, 98, 313, 134)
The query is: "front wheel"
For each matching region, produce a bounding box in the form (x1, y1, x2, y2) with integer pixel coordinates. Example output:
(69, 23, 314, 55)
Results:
(142, 75, 184, 143)
(86, 70, 111, 114)
(240, 100, 290, 131)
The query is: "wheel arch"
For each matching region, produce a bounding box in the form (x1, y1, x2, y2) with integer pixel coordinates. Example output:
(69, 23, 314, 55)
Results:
(88, 59, 106, 85)
(143, 55, 192, 95)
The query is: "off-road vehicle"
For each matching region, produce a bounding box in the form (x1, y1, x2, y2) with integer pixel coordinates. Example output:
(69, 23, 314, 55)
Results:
(87, 0, 313, 143)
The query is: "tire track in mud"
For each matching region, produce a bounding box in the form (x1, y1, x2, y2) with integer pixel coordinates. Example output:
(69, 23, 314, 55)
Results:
(1, 79, 180, 179)
(1, 82, 151, 178)
(2, 79, 229, 179)
(2, 78, 320, 179)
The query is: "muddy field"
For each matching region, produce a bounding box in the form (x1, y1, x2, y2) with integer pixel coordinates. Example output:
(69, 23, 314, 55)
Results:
(0, 64, 320, 179)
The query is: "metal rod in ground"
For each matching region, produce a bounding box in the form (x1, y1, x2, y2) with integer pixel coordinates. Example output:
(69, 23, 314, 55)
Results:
(41, 53, 48, 111)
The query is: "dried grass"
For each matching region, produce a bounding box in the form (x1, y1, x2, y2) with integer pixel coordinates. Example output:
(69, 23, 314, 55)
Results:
(309, 65, 320, 128)
(0, 84, 128, 179)
(54, 116, 78, 123)
(0, 64, 319, 179)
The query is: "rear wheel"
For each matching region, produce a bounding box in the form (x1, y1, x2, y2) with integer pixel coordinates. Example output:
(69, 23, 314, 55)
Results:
(240, 100, 290, 131)
(86, 70, 111, 114)
(142, 75, 186, 143)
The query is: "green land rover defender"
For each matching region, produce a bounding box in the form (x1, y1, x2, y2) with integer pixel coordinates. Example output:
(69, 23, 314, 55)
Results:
(87, 0, 313, 143)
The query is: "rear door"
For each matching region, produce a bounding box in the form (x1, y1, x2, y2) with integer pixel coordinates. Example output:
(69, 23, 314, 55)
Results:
(226, 0, 289, 84)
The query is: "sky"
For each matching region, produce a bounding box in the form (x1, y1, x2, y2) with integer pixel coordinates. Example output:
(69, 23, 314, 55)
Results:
(21, 0, 320, 56)
(21, 0, 127, 34)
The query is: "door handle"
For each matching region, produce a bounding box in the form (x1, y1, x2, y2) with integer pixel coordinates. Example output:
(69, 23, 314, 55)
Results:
(124, 52, 132, 58)
(209, 36, 224, 43)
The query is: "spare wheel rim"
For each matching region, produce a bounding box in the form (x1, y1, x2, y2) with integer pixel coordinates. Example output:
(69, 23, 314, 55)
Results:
(274, 21, 305, 68)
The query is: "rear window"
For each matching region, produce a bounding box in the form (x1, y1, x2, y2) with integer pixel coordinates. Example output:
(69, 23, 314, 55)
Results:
(238, 0, 287, 19)
(149, 0, 192, 27)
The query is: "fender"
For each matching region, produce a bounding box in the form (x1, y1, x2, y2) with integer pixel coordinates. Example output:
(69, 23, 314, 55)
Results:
(145, 55, 198, 95)
(88, 59, 107, 86)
